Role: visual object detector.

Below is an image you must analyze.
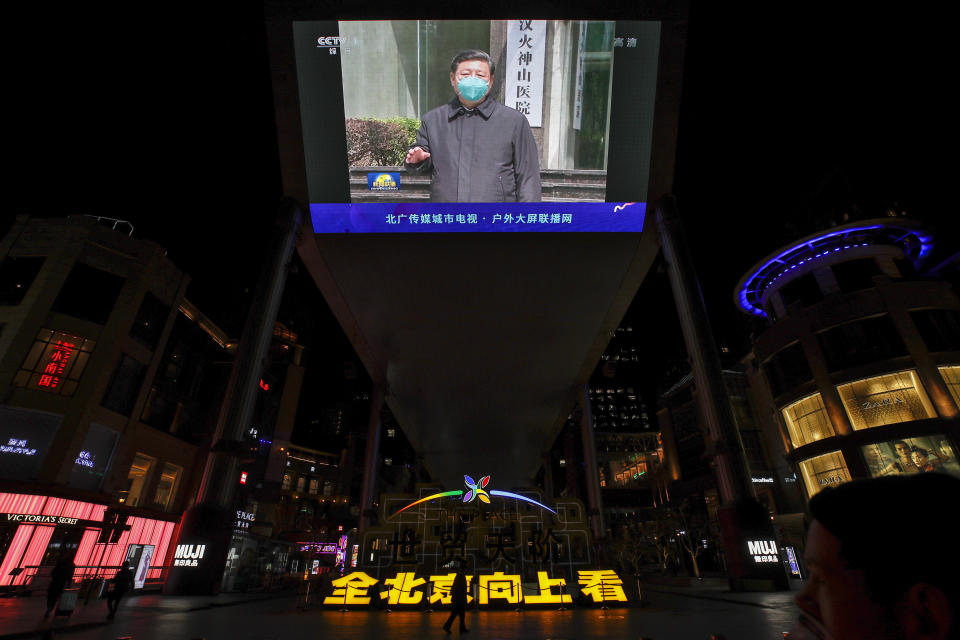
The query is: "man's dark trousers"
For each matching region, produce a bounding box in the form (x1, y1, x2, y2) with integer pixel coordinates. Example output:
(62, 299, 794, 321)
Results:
(442, 606, 467, 632)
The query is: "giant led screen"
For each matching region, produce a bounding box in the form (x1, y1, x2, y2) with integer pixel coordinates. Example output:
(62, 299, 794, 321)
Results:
(292, 20, 661, 233)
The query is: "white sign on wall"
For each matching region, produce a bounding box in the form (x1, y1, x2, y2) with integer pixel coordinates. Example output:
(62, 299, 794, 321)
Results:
(505, 20, 546, 127)
(747, 539, 779, 563)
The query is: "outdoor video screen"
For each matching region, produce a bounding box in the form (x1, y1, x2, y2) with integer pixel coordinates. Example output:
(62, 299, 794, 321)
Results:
(862, 436, 960, 479)
(292, 20, 661, 232)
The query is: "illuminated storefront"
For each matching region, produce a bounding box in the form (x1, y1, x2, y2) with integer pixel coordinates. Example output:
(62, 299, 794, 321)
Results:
(781, 393, 835, 448)
(0, 492, 175, 588)
(797, 452, 852, 498)
(836, 370, 937, 430)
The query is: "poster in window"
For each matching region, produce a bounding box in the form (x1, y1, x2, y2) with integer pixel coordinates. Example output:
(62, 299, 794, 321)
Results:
(861, 435, 960, 478)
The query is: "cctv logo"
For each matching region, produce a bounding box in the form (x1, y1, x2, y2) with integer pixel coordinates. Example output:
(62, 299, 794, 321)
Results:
(316, 36, 342, 47)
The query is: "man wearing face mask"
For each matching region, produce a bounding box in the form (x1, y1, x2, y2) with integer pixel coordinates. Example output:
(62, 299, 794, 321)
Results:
(404, 49, 542, 202)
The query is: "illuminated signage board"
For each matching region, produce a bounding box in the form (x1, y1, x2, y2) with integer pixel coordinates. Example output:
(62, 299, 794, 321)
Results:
(751, 477, 774, 484)
(784, 546, 802, 578)
(393, 474, 555, 518)
(37, 340, 75, 389)
(1, 439, 37, 456)
(75, 451, 95, 468)
(322, 569, 627, 607)
(6, 513, 79, 525)
(746, 540, 779, 563)
(235, 510, 255, 530)
(172, 544, 206, 567)
(134, 545, 155, 590)
(239, 471, 248, 485)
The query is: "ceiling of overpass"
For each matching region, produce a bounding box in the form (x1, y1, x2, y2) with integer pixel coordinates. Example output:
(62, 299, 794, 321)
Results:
(298, 227, 660, 487)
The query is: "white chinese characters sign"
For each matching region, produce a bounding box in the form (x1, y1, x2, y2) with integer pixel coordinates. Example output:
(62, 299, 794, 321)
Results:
(505, 20, 546, 127)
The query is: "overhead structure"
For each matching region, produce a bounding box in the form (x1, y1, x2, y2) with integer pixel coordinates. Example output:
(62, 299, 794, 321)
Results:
(265, 10, 688, 488)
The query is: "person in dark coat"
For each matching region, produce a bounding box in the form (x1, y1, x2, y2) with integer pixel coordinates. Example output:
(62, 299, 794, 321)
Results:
(404, 49, 542, 203)
(106, 563, 134, 619)
(44, 556, 75, 617)
(442, 566, 469, 633)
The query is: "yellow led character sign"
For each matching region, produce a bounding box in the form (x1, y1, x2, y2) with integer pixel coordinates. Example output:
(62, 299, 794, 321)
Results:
(324, 571, 380, 605)
(524, 571, 572, 604)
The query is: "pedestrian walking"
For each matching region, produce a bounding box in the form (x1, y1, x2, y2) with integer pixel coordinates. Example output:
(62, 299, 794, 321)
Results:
(43, 556, 75, 617)
(442, 566, 469, 634)
(106, 563, 134, 619)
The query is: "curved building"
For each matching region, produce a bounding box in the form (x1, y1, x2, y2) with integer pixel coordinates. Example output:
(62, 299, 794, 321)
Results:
(735, 218, 960, 503)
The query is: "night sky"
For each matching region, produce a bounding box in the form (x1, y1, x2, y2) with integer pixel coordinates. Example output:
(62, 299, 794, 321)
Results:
(5, 3, 951, 433)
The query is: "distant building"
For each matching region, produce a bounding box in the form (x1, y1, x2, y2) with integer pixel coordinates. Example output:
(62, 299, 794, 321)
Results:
(734, 218, 960, 504)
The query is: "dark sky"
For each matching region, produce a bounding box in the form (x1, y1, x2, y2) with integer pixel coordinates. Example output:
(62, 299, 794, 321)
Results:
(5, 2, 951, 417)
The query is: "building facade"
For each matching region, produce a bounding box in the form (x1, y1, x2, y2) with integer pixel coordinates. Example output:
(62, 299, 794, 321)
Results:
(0, 215, 235, 590)
(735, 218, 960, 502)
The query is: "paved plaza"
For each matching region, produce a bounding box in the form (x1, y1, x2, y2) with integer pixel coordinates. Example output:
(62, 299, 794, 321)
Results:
(1, 582, 801, 640)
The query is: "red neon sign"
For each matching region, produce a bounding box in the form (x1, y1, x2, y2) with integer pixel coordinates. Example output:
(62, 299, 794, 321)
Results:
(239, 471, 248, 485)
(37, 340, 76, 389)
(259, 379, 270, 391)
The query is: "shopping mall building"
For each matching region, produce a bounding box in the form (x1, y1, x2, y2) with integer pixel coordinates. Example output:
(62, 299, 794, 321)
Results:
(735, 218, 960, 500)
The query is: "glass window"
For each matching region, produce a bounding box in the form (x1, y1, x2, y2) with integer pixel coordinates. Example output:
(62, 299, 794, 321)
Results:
(781, 393, 835, 448)
(296, 476, 305, 493)
(912, 310, 960, 353)
(798, 451, 851, 498)
(836, 370, 936, 430)
(0, 256, 45, 305)
(764, 342, 813, 397)
(861, 435, 960, 478)
(153, 462, 183, 510)
(14, 329, 96, 396)
(323, 481, 334, 497)
(282, 473, 292, 490)
(817, 315, 907, 372)
(101, 354, 147, 416)
(778, 273, 823, 309)
(120, 453, 156, 506)
(50, 262, 125, 325)
(130, 292, 170, 350)
(939, 365, 960, 407)
(309, 478, 319, 495)
(831, 258, 880, 294)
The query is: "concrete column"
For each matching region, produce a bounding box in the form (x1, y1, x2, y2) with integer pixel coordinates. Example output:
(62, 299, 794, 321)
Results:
(797, 331, 854, 436)
(657, 197, 788, 589)
(656, 197, 753, 503)
(579, 384, 605, 540)
(164, 198, 301, 595)
(887, 307, 960, 419)
(359, 384, 385, 532)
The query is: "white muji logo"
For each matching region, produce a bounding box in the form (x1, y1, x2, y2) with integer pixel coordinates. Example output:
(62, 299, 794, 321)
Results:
(174, 544, 206, 560)
(747, 540, 779, 563)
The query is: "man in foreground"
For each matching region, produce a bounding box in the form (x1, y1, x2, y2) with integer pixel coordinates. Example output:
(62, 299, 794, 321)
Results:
(794, 473, 958, 639)
(442, 566, 469, 633)
(405, 49, 541, 202)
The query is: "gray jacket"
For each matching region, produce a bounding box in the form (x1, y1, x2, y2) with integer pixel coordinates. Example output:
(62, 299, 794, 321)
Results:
(405, 97, 542, 202)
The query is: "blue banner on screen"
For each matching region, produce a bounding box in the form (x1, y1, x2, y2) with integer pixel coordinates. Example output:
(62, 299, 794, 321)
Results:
(310, 202, 646, 233)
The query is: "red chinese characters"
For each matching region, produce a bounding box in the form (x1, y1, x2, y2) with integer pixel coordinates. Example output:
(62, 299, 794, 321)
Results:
(37, 340, 75, 389)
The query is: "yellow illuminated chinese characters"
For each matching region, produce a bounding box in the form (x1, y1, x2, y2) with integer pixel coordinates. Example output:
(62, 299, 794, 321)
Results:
(524, 571, 572, 604)
(478, 572, 522, 605)
(379, 572, 426, 605)
(428, 573, 475, 605)
(577, 569, 627, 603)
(323, 571, 380, 605)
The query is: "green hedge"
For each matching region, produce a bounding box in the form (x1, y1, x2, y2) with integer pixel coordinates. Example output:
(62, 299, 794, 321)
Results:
(346, 117, 420, 166)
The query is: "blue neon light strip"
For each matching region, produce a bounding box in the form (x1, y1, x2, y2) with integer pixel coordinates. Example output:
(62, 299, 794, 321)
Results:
(489, 490, 557, 515)
(310, 202, 646, 233)
(735, 224, 934, 317)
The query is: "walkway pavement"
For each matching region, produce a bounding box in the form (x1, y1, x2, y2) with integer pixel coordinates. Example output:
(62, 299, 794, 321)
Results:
(0, 579, 806, 639)
(0, 590, 294, 640)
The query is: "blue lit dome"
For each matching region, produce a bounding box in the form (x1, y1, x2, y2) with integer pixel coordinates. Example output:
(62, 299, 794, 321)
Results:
(734, 218, 934, 317)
